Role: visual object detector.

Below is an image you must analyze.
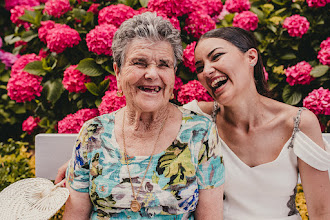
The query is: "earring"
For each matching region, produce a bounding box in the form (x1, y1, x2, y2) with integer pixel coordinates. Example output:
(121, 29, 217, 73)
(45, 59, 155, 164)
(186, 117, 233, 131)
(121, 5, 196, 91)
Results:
(170, 93, 175, 99)
(116, 90, 123, 97)
(250, 63, 255, 67)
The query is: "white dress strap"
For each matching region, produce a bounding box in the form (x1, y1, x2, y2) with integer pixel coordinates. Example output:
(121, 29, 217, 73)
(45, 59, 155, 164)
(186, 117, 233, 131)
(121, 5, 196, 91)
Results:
(182, 100, 213, 120)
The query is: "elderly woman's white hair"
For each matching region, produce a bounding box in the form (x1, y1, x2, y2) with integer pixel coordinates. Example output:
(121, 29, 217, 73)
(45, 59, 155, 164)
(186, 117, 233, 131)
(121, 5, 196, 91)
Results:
(112, 12, 183, 70)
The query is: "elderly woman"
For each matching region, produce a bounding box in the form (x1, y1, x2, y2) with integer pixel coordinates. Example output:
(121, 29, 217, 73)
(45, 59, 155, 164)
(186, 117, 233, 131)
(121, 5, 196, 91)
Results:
(185, 27, 330, 219)
(63, 12, 224, 219)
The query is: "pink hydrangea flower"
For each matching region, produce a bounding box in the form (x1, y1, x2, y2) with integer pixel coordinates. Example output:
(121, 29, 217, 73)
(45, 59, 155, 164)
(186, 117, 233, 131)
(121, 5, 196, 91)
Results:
(184, 12, 216, 39)
(22, 116, 40, 134)
(183, 41, 197, 73)
(14, 40, 27, 48)
(38, 48, 49, 58)
(10, 5, 33, 29)
(173, 76, 183, 99)
(317, 48, 330, 66)
(7, 71, 43, 102)
(11, 53, 42, 76)
(5, 0, 39, 10)
(263, 67, 269, 81)
(62, 65, 91, 93)
(98, 4, 136, 28)
(38, 20, 57, 43)
(58, 108, 99, 133)
(98, 90, 126, 115)
(282, 15, 310, 38)
(177, 80, 213, 104)
(148, 0, 196, 17)
(0, 51, 19, 69)
(303, 87, 330, 115)
(136, 9, 181, 30)
(285, 61, 314, 86)
(224, 0, 250, 13)
(44, 0, 72, 18)
(198, 0, 223, 17)
(104, 74, 118, 92)
(233, 11, 259, 31)
(45, 24, 81, 53)
(87, 3, 100, 14)
(0, 37, 2, 48)
(320, 37, 330, 49)
(86, 24, 117, 56)
(306, 0, 327, 7)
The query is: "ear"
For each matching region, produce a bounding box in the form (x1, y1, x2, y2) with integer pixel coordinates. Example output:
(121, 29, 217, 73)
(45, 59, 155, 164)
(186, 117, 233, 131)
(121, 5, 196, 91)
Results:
(113, 62, 122, 90)
(246, 48, 258, 67)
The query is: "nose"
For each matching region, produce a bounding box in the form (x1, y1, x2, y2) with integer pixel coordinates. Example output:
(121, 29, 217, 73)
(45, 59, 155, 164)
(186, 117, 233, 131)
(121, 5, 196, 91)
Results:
(203, 62, 215, 76)
(144, 64, 158, 80)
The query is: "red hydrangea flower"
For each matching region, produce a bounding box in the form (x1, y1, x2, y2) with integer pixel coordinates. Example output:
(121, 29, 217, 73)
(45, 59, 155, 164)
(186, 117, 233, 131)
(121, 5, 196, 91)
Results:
(224, 0, 250, 13)
(7, 71, 43, 102)
(198, 0, 223, 17)
(148, 0, 196, 17)
(98, 90, 126, 115)
(11, 53, 42, 76)
(98, 4, 136, 28)
(173, 76, 183, 99)
(306, 0, 327, 7)
(5, 0, 39, 10)
(44, 0, 72, 18)
(22, 116, 40, 134)
(87, 3, 100, 14)
(58, 108, 100, 133)
(233, 11, 258, 31)
(177, 80, 213, 104)
(285, 61, 314, 86)
(10, 5, 33, 29)
(62, 65, 91, 93)
(184, 12, 216, 39)
(320, 37, 330, 49)
(317, 48, 330, 66)
(14, 40, 27, 48)
(45, 24, 81, 53)
(303, 87, 330, 115)
(38, 48, 49, 58)
(38, 20, 57, 43)
(282, 15, 310, 38)
(86, 24, 117, 56)
(104, 74, 118, 92)
(183, 41, 197, 73)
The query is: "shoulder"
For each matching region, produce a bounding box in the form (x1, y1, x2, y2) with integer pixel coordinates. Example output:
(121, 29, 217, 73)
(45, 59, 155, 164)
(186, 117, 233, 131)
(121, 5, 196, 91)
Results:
(197, 101, 214, 115)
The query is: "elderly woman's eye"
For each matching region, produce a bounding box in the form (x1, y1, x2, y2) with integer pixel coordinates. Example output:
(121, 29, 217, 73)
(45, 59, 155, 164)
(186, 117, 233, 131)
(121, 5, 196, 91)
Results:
(133, 61, 147, 67)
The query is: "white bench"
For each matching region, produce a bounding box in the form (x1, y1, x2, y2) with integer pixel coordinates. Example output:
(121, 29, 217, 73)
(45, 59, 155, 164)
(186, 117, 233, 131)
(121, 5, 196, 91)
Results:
(35, 133, 330, 180)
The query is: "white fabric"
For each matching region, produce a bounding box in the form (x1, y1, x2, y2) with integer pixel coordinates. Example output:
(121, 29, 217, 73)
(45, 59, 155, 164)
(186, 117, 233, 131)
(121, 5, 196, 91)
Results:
(183, 100, 330, 220)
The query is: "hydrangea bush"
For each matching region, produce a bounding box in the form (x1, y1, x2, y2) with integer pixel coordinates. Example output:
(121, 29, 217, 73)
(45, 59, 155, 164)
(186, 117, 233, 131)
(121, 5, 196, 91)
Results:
(0, 0, 328, 218)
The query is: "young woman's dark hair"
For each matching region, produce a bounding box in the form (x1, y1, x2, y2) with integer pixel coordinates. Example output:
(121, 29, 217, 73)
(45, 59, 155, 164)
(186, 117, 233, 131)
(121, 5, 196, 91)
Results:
(197, 27, 270, 97)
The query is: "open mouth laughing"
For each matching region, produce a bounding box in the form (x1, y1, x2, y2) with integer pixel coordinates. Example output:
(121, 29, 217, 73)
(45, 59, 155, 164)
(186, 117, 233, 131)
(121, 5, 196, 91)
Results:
(138, 86, 162, 94)
(211, 76, 228, 90)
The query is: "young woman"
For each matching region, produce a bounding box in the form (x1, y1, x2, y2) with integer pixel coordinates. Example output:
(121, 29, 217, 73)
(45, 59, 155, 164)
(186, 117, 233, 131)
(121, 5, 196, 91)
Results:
(184, 27, 330, 219)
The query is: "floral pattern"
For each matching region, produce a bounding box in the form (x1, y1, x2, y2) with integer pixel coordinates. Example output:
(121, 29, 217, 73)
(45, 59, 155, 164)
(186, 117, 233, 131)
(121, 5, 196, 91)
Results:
(67, 107, 224, 219)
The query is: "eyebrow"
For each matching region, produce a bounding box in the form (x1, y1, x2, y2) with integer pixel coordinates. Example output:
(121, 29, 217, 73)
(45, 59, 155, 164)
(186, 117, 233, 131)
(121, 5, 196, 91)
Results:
(195, 47, 224, 66)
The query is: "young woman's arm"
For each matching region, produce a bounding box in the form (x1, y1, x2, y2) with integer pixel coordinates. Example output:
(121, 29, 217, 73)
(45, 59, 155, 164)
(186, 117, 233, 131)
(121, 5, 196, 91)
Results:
(298, 110, 330, 220)
(63, 185, 92, 220)
(195, 185, 224, 220)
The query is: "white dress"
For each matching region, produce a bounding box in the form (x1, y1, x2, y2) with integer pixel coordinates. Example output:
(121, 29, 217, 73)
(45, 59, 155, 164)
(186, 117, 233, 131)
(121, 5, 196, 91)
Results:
(183, 100, 330, 220)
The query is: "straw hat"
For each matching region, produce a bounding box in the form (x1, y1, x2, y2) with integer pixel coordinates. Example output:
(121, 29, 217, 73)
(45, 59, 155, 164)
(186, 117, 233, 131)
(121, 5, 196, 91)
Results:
(0, 178, 69, 220)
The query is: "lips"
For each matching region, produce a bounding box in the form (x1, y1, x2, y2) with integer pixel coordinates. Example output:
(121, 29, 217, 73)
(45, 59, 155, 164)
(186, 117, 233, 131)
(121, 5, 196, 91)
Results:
(211, 76, 228, 89)
(137, 85, 161, 93)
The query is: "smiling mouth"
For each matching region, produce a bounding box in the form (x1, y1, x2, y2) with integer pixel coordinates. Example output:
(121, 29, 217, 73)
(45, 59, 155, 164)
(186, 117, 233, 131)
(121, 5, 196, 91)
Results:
(211, 76, 228, 90)
(138, 86, 161, 93)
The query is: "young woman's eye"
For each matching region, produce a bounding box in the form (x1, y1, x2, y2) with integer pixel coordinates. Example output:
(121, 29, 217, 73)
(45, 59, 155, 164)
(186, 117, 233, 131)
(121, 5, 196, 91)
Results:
(212, 53, 223, 61)
(196, 66, 204, 74)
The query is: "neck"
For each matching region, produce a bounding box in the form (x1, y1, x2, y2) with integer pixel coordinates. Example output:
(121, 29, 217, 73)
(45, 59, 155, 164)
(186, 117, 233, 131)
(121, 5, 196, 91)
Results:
(125, 104, 171, 132)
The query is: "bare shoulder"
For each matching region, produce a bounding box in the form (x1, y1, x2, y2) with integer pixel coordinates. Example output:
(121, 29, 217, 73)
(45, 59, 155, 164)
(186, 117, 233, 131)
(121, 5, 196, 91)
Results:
(197, 101, 214, 115)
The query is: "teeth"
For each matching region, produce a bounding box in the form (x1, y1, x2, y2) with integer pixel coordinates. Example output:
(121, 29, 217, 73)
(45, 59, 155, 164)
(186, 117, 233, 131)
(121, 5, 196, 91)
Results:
(211, 76, 228, 88)
(138, 86, 161, 93)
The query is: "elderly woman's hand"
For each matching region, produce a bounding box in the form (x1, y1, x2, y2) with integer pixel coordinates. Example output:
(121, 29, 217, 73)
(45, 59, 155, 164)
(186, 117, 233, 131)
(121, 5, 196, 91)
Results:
(54, 159, 69, 184)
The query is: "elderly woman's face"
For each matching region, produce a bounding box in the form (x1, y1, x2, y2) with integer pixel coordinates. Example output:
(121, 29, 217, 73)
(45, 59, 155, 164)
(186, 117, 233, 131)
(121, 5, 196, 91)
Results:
(115, 38, 176, 112)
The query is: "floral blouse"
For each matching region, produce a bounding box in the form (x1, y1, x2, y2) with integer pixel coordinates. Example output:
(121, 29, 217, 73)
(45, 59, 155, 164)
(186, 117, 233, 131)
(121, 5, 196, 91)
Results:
(66, 107, 225, 219)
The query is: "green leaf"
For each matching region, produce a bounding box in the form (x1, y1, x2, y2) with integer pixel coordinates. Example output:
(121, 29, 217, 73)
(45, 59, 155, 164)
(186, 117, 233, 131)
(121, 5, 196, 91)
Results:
(23, 61, 47, 76)
(12, 105, 26, 114)
(280, 53, 296, 60)
(19, 10, 41, 25)
(282, 85, 302, 105)
(4, 34, 20, 45)
(250, 7, 264, 19)
(267, 24, 277, 33)
(43, 78, 65, 104)
(139, 0, 149, 7)
(21, 31, 38, 42)
(95, 98, 102, 107)
(72, 8, 87, 20)
(291, 3, 301, 10)
(76, 58, 105, 77)
(274, 8, 287, 15)
(310, 65, 329, 78)
(85, 82, 100, 96)
(118, 0, 138, 6)
(99, 79, 110, 94)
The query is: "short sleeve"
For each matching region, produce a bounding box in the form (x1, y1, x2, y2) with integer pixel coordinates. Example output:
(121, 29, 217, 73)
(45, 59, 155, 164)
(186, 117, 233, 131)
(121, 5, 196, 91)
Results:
(196, 122, 225, 189)
(66, 122, 91, 193)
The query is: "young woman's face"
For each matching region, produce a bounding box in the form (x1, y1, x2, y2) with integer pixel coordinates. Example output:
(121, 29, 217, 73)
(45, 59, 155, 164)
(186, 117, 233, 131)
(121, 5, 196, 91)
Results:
(194, 38, 256, 105)
(114, 39, 176, 113)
